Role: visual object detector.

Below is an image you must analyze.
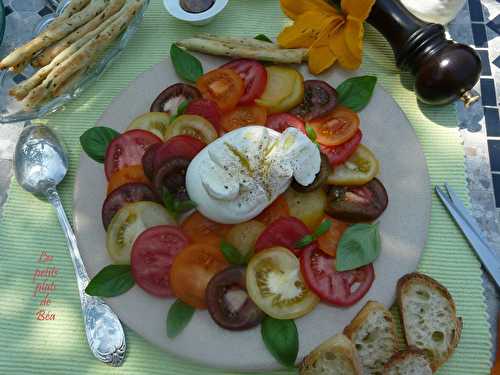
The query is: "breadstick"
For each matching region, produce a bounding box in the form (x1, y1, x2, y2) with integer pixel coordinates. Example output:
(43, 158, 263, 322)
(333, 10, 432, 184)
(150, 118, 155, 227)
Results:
(10, 0, 129, 100)
(53, 68, 86, 97)
(0, 0, 109, 70)
(24, 0, 144, 108)
(46, 0, 92, 31)
(198, 33, 281, 50)
(33, 0, 126, 67)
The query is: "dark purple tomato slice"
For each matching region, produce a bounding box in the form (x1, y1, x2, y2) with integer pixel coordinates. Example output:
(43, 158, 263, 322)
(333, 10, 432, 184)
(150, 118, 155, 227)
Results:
(154, 157, 190, 201)
(142, 143, 161, 181)
(291, 80, 337, 121)
(291, 153, 331, 192)
(206, 266, 265, 330)
(150, 83, 201, 115)
(326, 178, 389, 222)
(101, 183, 159, 230)
(131, 225, 189, 297)
(153, 135, 205, 173)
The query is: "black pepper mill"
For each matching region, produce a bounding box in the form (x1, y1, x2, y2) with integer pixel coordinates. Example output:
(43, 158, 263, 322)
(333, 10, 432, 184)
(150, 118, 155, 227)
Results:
(366, 0, 481, 106)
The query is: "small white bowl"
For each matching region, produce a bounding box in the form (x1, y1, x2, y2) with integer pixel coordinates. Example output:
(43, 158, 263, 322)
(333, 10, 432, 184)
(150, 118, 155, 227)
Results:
(163, 0, 229, 26)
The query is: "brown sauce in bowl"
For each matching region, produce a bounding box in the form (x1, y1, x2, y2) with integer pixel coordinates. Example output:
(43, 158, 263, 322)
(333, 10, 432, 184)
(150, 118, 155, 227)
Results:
(180, 0, 215, 13)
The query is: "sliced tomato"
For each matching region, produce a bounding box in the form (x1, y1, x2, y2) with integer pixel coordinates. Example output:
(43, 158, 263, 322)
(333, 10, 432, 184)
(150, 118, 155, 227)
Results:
(246, 247, 319, 319)
(220, 104, 267, 132)
(131, 225, 189, 297)
(327, 144, 379, 186)
(222, 59, 268, 104)
(181, 211, 232, 244)
(256, 195, 290, 226)
(165, 114, 218, 144)
(300, 246, 375, 306)
(316, 216, 350, 257)
(104, 129, 162, 180)
(185, 99, 222, 134)
(196, 68, 245, 112)
(107, 165, 150, 195)
(126, 112, 170, 140)
(266, 113, 305, 133)
(321, 130, 362, 167)
(170, 243, 229, 308)
(308, 106, 360, 147)
(153, 135, 205, 173)
(255, 216, 316, 256)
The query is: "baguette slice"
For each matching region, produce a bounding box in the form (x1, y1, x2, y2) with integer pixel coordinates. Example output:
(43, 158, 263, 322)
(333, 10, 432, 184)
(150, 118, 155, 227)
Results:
(383, 348, 432, 375)
(344, 301, 398, 374)
(300, 334, 363, 375)
(397, 273, 462, 371)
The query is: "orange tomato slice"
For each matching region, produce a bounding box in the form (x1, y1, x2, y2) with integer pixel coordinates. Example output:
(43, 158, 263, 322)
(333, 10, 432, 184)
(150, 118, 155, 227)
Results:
(107, 165, 150, 195)
(317, 215, 350, 257)
(170, 243, 228, 308)
(256, 196, 290, 226)
(196, 68, 245, 112)
(181, 212, 232, 243)
(220, 104, 268, 132)
(308, 106, 360, 146)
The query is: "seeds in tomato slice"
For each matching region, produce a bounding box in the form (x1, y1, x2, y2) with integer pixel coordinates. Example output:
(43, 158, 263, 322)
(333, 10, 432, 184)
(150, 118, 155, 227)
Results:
(221, 59, 268, 105)
(153, 157, 191, 201)
(291, 80, 338, 121)
(320, 130, 362, 167)
(153, 135, 205, 173)
(142, 143, 161, 181)
(131, 225, 189, 297)
(266, 113, 305, 134)
(150, 83, 201, 115)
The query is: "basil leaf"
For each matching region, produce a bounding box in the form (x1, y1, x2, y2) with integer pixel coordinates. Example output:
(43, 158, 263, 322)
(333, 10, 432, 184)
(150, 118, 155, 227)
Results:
(305, 126, 317, 142)
(220, 240, 247, 265)
(79, 127, 119, 163)
(173, 199, 197, 213)
(176, 99, 189, 115)
(314, 219, 332, 237)
(167, 299, 195, 338)
(336, 76, 377, 112)
(255, 34, 273, 43)
(295, 234, 315, 249)
(170, 44, 203, 83)
(85, 265, 135, 297)
(261, 316, 299, 368)
(336, 223, 381, 271)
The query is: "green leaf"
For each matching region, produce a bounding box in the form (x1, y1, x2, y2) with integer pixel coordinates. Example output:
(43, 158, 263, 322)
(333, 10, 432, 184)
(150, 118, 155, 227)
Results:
(305, 126, 317, 142)
(173, 199, 197, 213)
(335, 223, 381, 271)
(295, 220, 333, 248)
(162, 190, 178, 220)
(176, 99, 189, 115)
(79, 127, 119, 163)
(220, 241, 247, 265)
(85, 265, 135, 297)
(261, 316, 299, 368)
(295, 234, 315, 249)
(167, 299, 195, 338)
(255, 34, 273, 43)
(170, 44, 203, 83)
(336, 76, 377, 112)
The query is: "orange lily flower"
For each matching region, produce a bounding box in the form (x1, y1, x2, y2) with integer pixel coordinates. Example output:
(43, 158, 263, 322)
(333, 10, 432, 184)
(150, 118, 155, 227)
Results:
(278, 0, 375, 74)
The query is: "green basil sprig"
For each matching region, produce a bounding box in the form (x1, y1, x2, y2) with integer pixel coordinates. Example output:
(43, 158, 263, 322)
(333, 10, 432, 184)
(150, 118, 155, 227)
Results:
(79, 126, 120, 163)
(85, 265, 135, 297)
(295, 220, 332, 248)
(220, 240, 249, 265)
(169, 99, 189, 125)
(261, 316, 299, 368)
(167, 299, 195, 338)
(162, 190, 197, 220)
(255, 34, 273, 43)
(170, 44, 203, 83)
(335, 223, 381, 271)
(336, 75, 377, 112)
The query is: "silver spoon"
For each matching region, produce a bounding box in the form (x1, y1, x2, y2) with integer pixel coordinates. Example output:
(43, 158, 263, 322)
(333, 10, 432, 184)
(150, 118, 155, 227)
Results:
(14, 125, 126, 366)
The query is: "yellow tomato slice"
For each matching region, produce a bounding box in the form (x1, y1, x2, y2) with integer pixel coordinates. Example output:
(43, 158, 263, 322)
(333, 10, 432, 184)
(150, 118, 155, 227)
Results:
(246, 247, 319, 319)
(165, 114, 218, 144)
(284, 187, 327, 230)
(327, 144, 379, 185)
(256, 66, 304, 113)
(126, 112, 170, 140)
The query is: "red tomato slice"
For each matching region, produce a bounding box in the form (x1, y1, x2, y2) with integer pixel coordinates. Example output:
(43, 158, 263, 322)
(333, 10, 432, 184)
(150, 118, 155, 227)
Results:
(222, 59, 268, 105)
(266, 113, 305, 133)
(254, 216, 316, 256)
(220, 104, 267, 132)
(153, 135, 205, 173)
(131, 225, 189, 297)
(185, 99, 222, 134)
(104, 129, 162, 180)
(321, 130, 362, 167)
(300, 246, 374, 306)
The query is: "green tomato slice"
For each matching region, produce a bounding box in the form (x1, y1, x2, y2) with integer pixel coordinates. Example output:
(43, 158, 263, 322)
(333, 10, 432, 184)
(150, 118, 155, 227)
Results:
(126, 112, 170, 140)
(106, 201, 174, 264)
(327, 144, 379, 186)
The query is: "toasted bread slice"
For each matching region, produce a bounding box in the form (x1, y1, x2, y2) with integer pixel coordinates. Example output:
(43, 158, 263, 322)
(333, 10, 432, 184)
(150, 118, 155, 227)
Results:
(383, 348, 433, 375)
(344, 301, 398, 374)
(300, 334, 363, 375)
(397, 273, 462, 371)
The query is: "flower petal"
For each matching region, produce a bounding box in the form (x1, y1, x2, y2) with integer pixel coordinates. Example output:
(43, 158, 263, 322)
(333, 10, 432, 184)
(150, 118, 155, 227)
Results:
(308, 45, 337, 75)
(280, 0, 338, 20)
(344, 16, 363, 61)
(328, 27, 361, 70)
(278, 11, 336, 49)
(341, 0, 375, 20)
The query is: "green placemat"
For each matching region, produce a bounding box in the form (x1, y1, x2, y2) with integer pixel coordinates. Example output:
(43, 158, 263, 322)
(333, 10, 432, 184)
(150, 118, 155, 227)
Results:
(0, 1, 491, 373)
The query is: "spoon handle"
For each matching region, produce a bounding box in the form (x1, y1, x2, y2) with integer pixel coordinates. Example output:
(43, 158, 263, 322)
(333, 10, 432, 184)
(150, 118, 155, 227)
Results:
(47, 187, 127, 366)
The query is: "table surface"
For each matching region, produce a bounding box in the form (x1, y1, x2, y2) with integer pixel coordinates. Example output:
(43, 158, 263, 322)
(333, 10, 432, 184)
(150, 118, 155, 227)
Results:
(0, 0, 499, 365)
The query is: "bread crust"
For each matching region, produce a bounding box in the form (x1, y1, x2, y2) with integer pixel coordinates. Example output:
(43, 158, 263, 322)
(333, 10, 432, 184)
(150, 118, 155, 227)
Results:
(343, 300, 396, 340)
(383, 346, 432, 373)
(396, 273, 462, 372)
